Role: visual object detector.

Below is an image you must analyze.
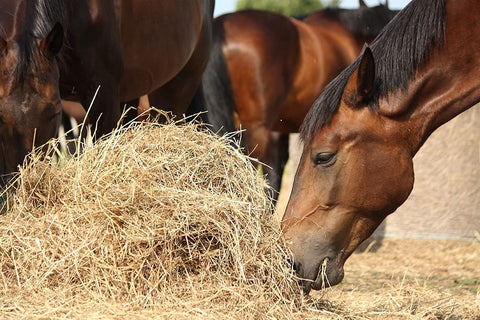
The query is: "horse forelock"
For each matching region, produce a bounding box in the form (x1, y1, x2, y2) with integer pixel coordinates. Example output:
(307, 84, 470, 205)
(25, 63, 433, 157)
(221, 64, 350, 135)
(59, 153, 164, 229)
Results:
(300, 0, 447, 144)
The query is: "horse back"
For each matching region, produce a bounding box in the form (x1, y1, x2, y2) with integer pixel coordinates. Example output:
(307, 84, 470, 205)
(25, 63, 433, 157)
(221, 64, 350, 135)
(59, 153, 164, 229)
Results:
(218, 10, 301, 129)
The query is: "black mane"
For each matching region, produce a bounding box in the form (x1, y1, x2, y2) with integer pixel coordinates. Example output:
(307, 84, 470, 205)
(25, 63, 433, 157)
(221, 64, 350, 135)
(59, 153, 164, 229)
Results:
(18, 0, 68, 79)
(301, 0, 446, 143)
(321, 5, 399, 42)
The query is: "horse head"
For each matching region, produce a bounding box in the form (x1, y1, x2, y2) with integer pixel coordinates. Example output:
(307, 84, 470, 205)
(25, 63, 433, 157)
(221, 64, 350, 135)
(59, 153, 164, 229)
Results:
(0, 22, 63, 184)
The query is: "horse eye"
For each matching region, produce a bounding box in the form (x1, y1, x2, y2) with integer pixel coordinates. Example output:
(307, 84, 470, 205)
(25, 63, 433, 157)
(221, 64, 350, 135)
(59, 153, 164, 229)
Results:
(313, 152, 336, 167)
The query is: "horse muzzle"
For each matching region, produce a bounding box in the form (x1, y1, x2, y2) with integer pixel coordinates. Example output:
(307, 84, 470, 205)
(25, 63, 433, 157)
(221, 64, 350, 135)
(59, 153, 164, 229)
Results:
(293, 256, 345, 294)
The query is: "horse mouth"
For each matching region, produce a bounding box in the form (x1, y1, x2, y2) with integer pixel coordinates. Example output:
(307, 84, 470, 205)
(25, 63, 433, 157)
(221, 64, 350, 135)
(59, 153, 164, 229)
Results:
(311, 257, 333, 291)
(299, 257, 344, 294)
(296, 257, 330, 294)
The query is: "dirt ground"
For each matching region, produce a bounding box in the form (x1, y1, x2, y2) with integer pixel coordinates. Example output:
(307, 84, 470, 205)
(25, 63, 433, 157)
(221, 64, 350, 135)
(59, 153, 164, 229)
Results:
(306, 238, 480, 319)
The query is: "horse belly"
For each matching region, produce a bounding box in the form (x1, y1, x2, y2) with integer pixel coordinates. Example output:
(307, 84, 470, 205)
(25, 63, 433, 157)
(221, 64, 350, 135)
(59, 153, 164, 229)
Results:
(118, 0, 204, 101)
(273, 98, 316, 132)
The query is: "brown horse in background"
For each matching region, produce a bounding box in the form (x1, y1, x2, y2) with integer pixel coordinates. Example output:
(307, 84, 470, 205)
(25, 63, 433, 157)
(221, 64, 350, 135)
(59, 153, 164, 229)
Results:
(0, 0, 214, 185)
(190, 3, 397, 201)
(282, 0, 480, 293)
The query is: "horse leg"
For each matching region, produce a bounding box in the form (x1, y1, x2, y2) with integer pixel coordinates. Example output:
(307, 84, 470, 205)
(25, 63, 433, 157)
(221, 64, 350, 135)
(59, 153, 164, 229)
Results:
(60, 100, 87, 154)
(120, 97, 141, 124)
(136, 95, 151, 121)
(243, 126, 287, 204)
(82, 73, 121, 138)
(263, 132, 289, 204)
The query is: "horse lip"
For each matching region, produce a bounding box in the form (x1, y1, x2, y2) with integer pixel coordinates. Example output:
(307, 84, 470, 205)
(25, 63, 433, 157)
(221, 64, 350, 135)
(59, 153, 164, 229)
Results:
(296, 257, 331, 294)
(311, 257, 332, 290)
(313, 257, 345, 290)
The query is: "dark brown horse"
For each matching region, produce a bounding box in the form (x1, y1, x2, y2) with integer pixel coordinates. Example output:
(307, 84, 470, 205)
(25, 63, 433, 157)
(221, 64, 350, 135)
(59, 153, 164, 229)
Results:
(282, 0, 480, 293)
(191, 4, 397, 201)
(0, 0, 214, 185)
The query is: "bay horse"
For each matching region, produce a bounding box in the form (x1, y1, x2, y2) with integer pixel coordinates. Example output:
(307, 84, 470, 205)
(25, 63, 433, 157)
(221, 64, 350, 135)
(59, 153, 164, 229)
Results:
(281, 0, 480, 293)
(192, 3, 397, 201)
(0, 0, 214, 185)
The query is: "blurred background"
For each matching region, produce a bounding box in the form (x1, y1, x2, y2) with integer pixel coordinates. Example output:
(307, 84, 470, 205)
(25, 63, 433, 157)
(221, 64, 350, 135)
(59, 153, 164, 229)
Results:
(214, 0, 411, 17)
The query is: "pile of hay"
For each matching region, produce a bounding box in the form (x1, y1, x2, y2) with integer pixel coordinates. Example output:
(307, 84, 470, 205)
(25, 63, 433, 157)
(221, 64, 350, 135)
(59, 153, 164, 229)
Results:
(0, 122, 305, 318)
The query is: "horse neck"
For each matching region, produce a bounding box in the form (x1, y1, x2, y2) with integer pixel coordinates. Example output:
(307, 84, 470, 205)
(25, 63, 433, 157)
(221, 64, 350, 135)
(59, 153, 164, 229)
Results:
(389, 0, 480, 154)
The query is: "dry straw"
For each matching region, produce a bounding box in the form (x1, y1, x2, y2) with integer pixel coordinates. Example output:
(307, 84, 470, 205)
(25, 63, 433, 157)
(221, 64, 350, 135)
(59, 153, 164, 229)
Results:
(0, 121, 307, 318)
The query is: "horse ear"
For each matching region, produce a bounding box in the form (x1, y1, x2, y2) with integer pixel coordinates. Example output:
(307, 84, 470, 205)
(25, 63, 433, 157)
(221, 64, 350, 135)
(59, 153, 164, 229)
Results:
(343, 45, 375, 107)
(40, 23, 63, 58)
(384, 0, 389, 8)
(359, 0, 367, 7)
